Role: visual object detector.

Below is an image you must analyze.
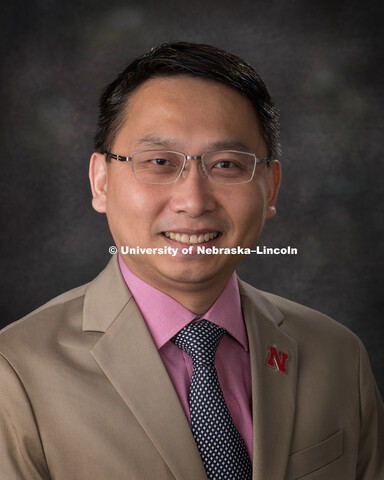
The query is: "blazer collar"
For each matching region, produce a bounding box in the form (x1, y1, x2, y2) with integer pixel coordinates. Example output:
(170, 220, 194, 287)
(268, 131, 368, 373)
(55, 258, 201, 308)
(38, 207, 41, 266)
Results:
(83, 256, 131, 333)
(239, 279, 298, 480)
(83, 257, 207, 479)
(238, 278, 285, 327)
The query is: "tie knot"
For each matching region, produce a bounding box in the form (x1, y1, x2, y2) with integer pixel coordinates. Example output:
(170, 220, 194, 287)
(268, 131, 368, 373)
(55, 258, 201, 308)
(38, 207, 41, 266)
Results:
(172, 320, 226, 365)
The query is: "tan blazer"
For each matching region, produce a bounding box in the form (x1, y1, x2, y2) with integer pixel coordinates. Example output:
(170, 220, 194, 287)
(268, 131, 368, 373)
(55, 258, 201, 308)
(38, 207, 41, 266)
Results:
(0, 257, 383, 479)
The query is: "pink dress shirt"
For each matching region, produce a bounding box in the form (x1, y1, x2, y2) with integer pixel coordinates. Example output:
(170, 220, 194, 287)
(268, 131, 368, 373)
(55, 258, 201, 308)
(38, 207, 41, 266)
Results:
(118, 255, 253, 459)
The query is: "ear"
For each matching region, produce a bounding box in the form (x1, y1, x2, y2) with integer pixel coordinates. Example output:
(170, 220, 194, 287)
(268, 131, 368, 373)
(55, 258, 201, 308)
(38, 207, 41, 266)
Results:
(89, 153, 108, 213)
(265, 160, 282, 220)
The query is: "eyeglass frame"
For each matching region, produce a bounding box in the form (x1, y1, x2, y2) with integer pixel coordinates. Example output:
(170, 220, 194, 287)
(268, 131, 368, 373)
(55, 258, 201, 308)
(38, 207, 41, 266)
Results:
(104, 149, 272, 185)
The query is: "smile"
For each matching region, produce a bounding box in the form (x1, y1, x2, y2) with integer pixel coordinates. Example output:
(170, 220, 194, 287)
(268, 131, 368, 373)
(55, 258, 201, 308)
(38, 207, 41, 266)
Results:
(163, 232, 220, 245)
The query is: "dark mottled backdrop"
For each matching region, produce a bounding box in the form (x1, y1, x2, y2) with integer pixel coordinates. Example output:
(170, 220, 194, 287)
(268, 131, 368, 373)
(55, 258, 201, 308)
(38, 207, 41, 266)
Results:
(1, 0, 383, 395)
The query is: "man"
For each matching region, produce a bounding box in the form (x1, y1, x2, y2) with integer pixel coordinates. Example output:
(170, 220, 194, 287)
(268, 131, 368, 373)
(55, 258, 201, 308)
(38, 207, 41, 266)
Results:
(0, 42, 382, 480)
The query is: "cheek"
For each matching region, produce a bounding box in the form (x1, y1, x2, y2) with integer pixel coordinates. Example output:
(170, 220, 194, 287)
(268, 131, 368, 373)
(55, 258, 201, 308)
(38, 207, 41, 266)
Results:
(106, 180, 165, 236)
(230, 187, 267, 238)
(107, 176, 142, 214)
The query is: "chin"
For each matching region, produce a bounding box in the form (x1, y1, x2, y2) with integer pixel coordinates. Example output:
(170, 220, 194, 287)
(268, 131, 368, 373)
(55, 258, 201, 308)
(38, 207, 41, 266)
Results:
(162, 268, 212, 285)
(157, 259, 232, 288)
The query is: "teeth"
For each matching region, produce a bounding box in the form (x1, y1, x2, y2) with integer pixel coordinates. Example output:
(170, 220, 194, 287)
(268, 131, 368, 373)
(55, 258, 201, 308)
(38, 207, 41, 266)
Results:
(164, 231, 219, 245)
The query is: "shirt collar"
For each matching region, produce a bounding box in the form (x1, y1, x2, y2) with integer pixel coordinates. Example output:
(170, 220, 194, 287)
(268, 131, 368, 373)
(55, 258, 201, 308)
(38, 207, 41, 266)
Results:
(118, 254, 248, 352)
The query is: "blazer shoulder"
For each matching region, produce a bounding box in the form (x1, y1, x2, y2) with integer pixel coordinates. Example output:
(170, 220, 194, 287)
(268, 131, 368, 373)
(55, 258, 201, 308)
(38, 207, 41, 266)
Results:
(0, 258, 124, 363)
(0, 281, 91, 358)
(2, 280, 89, 328)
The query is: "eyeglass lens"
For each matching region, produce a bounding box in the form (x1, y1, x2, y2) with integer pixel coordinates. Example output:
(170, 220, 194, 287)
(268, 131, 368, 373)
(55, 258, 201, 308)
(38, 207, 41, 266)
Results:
(132, 150, 256, 184)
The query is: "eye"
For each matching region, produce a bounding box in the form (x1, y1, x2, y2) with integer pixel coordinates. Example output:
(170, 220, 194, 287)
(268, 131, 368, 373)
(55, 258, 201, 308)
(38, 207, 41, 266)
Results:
(150, 157, 172, 166)
(212, 159, 244, 170)
(134, 151, 183, 174)
(214, 160, 237, 169)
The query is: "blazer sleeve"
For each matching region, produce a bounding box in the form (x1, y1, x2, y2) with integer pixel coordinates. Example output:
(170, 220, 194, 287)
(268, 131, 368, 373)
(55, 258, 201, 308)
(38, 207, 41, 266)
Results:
(0, 353, 50, 480)
(356, 338, 384, 479)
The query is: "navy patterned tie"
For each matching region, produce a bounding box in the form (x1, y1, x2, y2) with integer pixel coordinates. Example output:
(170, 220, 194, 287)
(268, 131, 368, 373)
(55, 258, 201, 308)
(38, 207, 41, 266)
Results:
(172, 320, 252, 480)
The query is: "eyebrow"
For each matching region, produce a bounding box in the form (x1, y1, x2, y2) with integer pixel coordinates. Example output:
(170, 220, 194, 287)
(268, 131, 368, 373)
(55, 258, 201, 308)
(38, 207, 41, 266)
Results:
(135, 135, 252, 152)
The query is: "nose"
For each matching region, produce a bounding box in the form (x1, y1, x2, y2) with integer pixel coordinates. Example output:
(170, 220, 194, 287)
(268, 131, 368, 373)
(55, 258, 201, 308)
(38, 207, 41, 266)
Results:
(169, 158, 217, 217)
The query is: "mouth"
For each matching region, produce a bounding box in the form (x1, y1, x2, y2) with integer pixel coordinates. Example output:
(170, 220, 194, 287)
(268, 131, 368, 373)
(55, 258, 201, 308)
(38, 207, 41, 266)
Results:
(163, 231, 220, 245)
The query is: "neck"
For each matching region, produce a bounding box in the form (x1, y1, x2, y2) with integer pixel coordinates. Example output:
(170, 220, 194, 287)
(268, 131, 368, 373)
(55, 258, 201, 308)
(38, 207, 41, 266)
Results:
(161, 280, 230, 315)
(121, 260, 233, 314)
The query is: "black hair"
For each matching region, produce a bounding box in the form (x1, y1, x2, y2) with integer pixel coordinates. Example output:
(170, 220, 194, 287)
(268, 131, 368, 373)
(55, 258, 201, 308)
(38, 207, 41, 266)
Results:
(94, 42, 280, 158)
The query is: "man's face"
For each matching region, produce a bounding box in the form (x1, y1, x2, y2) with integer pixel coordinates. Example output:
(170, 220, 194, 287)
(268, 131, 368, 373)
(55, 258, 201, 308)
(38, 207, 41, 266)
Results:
(90, 76, 281, 303)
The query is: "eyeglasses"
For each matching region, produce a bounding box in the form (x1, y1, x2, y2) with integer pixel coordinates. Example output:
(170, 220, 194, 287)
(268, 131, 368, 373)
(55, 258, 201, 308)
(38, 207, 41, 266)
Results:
(104, 149, 271, 185)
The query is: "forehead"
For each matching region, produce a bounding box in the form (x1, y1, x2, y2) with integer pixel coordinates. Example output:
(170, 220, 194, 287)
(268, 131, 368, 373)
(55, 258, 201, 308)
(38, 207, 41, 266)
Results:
(114, 76, 265, 154)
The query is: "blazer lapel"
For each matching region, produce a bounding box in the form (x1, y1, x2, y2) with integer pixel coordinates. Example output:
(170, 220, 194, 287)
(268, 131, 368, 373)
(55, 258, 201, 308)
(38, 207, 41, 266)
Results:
(83, 258, 207, 480)
(239, 281, 298, 480)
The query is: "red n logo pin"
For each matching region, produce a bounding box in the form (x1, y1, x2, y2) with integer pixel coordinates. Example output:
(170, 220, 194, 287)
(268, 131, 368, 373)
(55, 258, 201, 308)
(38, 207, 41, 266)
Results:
(266, 345, 289, 374)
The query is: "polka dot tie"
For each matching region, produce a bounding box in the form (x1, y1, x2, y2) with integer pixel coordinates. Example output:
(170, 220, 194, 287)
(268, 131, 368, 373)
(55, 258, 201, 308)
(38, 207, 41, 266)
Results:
(172, 320, 252, 480)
